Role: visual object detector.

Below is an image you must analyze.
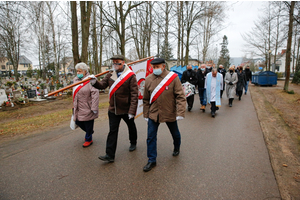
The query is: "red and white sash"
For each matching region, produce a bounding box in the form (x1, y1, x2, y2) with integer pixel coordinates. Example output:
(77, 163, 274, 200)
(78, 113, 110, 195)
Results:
(109, 69, 135, 99)
(73, 80, 90, 101)
(149, 72, 178, 104)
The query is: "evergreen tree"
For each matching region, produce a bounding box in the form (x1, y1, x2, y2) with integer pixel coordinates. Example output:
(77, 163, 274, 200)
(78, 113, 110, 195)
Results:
(217, 35, 230, 69)
(160, 40, 173, 61)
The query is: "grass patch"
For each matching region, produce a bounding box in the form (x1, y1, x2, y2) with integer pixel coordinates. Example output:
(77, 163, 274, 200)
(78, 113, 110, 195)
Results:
(0, 109, 72, 136)
(287, 90, 295, 94)
(0, 101, 109, 136)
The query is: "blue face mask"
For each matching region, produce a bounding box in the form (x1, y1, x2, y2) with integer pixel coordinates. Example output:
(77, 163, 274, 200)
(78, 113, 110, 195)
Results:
(153, 68, 162, 76)
(77, 74, 84, 79)
(201, 68, 205, 71)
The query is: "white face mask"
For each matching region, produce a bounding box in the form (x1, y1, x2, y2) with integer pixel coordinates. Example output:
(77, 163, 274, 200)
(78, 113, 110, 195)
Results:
(153, 68, 162, 76)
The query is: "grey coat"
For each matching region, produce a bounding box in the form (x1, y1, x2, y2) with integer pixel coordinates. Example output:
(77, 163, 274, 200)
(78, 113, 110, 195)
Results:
(224, 72, 238, 99)
(73, 73, 99, 121)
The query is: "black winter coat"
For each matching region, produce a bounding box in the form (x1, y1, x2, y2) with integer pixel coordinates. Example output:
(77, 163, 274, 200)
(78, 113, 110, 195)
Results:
(181, 69, 198, 86)
(236, 70, 247, 92)
(244, 69, 252, 81)
(196, 69, 208, 88)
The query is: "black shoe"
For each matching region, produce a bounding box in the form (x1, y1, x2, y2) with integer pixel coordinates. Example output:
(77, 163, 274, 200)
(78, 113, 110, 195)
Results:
(229, 104, 232, 107)
(211, 112, 215, 118)
(216, 107, 219, 110)
(98, 155, 114, 163)
(129, 144, 136, 152)
(245, 92, 247, 95)
(188, 107, 192, 111)
(173, 149, 180, 156)
(143, 162, 156, 172)
(239, 96, 241, 101)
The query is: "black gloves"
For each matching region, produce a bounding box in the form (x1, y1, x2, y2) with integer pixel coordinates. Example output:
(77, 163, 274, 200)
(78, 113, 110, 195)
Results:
(229, 82, 233, 85)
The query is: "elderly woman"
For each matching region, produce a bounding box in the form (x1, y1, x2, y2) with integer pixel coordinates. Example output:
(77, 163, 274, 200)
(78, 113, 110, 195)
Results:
(224, 65, 238, 107)
(73, 62, 99, 147)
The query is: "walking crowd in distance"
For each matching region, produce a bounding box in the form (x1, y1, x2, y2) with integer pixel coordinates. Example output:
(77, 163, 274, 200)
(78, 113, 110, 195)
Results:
(181, 64, 252, 117)
(71, 55, 252, 172)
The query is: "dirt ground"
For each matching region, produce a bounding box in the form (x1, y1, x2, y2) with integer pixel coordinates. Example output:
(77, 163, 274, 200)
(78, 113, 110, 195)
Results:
(0, 93, 109, 139)
(250, 80, 300, 200)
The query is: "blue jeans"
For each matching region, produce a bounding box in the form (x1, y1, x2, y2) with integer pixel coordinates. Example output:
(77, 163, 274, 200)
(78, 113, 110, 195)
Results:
(198, 88, 207, 106)
(245, 81, 249, 93)
(75, 120, 94, 142)
(147, 119, 181, 163)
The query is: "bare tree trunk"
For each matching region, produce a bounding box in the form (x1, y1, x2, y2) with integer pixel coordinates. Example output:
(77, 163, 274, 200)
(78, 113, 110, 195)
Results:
(284, 1, 295, 92)
(99, 1, 103, 73)
(70, 1, 79, 66)
(296, 38, 300, 72)
(147, 1, 152, 57)
(46, 2, 58, 81)
(180, 1, 184, 66)
(177, 1, 181, 66)
(92, 3, 98, 74)
(80, 1, 92, 64)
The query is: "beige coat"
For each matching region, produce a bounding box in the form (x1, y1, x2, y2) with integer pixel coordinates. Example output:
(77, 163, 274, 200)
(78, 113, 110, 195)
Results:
(143, 69, 186, 123)
(73, 73, 99, 121)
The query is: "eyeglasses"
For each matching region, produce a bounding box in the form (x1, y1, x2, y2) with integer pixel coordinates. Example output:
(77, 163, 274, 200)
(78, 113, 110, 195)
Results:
(113, 63, 122, 66)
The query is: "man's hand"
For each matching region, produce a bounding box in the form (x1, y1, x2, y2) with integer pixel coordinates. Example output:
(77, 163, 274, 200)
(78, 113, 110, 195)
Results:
(176, 116, 184, 121)
(229, 82, 233, 85)
(144, 118, 149, 122)
(92, 110, 97, 114)
(128, 114, 134, 120)
(88, 75, 97, 85)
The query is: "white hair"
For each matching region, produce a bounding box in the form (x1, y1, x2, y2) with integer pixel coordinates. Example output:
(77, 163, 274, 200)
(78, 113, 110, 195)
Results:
(75, 62, 89, 72)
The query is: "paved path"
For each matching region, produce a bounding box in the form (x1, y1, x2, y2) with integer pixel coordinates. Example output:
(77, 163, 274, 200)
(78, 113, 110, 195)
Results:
(0, 91, 280, 199)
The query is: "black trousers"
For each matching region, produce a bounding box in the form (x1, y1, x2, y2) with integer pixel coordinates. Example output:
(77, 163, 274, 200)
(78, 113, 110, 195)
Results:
(76, 120, 94, 142)
(187, 95, 194, 109)
(106, 111, 137, 158)
(210, 101, 216, 113)
(237, 90, 243, 99)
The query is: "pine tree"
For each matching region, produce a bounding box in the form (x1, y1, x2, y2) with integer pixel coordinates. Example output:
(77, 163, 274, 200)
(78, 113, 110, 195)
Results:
(160, 40, 173, 61)
(218, 35, 230, 69)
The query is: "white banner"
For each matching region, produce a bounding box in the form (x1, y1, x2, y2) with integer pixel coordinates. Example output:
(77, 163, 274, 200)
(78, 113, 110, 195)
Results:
(129, 59, 153, 117)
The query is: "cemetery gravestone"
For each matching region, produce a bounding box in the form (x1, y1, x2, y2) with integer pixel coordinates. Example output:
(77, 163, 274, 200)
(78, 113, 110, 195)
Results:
(0, 89, 8, 106)
(13, 91, 22, 99)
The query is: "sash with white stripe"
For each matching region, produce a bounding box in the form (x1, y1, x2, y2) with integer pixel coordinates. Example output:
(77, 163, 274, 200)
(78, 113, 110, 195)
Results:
(149, 72, 178, 104)
(109, 69, 135, 99)
(73, 80, 90, 102)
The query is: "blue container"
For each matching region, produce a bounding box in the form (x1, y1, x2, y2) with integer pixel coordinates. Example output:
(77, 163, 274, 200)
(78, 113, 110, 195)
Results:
(252, 71, 277, 86)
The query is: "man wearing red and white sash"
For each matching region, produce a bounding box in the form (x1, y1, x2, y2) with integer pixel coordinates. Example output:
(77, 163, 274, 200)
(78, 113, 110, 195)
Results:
(89, 55, 138, 163)
(142, 58, 186, 172)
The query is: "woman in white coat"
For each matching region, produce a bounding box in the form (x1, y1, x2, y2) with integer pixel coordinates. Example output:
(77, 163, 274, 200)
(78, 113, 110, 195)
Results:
(224, 65, 238, 107)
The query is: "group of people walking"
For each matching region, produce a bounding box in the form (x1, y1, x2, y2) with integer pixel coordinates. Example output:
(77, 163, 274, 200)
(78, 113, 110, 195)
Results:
(181, 64, 252, 117)
(71, 55, 252, 172)
(72, 56, 185, 172)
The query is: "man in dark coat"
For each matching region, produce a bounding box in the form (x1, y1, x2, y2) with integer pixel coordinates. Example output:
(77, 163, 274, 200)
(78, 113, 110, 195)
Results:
(217, 65, 226, 98)
(89, 55, 138, 163)
(244, 65, 252, 95)
(181, 64, 198, 111)
(236, 66, 247, 101)
(196, 64, 208, 112)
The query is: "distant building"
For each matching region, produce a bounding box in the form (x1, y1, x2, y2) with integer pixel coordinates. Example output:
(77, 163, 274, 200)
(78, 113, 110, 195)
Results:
(273, 49, 293, 73)
(166, 56, 201, 68)
(0, 55, 32, 75)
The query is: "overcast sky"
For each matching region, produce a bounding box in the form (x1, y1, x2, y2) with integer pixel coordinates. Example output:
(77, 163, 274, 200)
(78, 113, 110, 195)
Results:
(220, 1, 266, 58)
(29, 1, 267, 65)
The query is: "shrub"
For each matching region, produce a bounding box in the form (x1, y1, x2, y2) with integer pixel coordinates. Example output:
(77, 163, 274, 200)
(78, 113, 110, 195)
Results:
(292, 71, 300, 84)
(275, 72, 284, 78)
(287, 90, 295, 94)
